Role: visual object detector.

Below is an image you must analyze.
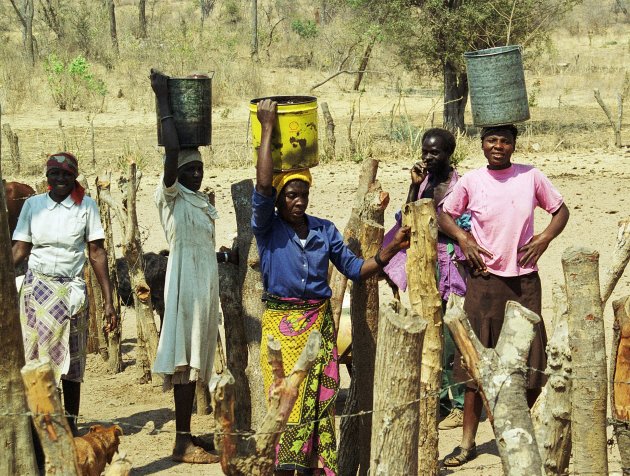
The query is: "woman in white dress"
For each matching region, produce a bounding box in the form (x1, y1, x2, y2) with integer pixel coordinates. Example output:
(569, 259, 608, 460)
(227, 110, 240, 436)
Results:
(151, 69, 228, 464)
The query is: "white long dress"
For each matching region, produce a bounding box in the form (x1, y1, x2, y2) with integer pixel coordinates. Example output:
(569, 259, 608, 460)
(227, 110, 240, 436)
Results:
(153, 180, 219, 389)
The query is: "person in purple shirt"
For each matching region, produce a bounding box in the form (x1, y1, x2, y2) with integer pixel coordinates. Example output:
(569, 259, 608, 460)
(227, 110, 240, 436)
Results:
(253, 98, 410, 476)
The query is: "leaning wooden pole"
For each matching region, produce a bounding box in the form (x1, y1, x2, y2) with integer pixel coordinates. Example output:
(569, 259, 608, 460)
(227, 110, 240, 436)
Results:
(329, 158, 379, 328)
(21, 360, 80, 476)
(531, 284, 572, 475)
(611, 295, 630, 475)
(0, 172, 38, 475)
(338, 218, 383, 476)
(96, 175, 122, 373)
(403, 199, 442, 476)
(445, 295, 543, 476)
(601, 217, 630, 306)
(563, 247, 608, 475)
(231, 179, 267, 431)
(370, 301, 427, 475)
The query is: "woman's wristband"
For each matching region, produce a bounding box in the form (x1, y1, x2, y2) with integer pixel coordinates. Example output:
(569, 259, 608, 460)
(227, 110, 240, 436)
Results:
(374, 249, 388, 268)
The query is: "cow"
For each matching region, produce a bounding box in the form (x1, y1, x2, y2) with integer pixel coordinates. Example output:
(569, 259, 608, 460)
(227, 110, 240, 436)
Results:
(4, 181, 36, 236)
(116, 251, 169, 333)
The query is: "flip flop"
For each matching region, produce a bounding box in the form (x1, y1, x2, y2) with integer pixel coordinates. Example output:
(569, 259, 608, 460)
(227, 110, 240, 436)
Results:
(172, 445, 220, 464)
(443, 444, 477, 467)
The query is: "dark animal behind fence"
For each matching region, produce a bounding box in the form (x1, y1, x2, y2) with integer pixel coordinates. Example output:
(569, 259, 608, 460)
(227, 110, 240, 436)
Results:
(116, 251, 168, 332)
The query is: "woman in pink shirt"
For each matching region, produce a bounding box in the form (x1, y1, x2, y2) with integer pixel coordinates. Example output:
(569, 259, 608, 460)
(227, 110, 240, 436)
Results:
(438, 124, 570, 467)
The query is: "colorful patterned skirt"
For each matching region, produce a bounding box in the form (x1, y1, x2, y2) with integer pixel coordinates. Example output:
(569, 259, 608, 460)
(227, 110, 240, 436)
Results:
(261, 296, 339, 475)
(20, 269, 88, 385)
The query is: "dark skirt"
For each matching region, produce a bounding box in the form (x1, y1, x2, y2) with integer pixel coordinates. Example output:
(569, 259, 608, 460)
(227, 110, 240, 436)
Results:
(453, 272, 548, 390)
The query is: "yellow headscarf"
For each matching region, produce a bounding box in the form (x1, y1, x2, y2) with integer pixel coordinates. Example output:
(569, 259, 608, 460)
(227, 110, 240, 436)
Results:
(272, 168, 313, 195)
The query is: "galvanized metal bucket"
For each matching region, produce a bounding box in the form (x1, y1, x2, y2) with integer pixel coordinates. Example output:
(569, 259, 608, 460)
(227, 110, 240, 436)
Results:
(156, 75, 212, 147)
(464, 45, 530, 126)
(249, 96, 318, 171)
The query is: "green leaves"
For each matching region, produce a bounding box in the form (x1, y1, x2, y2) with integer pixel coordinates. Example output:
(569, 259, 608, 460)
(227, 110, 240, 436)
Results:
(44, 54, 107, 111)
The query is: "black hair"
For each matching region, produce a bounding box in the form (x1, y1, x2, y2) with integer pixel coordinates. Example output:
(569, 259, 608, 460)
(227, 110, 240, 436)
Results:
(480, 124, 518, 142)
(421, 128, 457, 155)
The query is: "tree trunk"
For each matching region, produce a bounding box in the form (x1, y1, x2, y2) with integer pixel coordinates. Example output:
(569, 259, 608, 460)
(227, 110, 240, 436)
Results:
(445, 296, 543, 476)
(338, 220, 383, 476)
(443, 61, 468, 133)
(3, 124, 21, 174)
(250, 0, 258, 59)
(370, 301, 427, 475)
(106, 0, 119, 55)
(403, 199, 442, 476)
(21, 360, 80, 476)
(352, 36, 377, 91)
(96, 176, 122, 373)
(611, 295, 630, 474)
(232, 179, 267, 430)
(320, 102, 336, 159)
(218, 256, 252, 430)
(137, 0, 147, 39)
(85, 264, 107, 358)
(601, 217, 630, 306)
(0, 179, 38, 475)
(24, 0, 35, 66)
(563, 247, 608, 475)
(531, 284, 572, 475)
(329, 158, 379, 328)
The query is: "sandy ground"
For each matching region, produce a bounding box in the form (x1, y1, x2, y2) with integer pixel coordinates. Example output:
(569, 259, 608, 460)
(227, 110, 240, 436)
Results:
(65, 146, 630, 475)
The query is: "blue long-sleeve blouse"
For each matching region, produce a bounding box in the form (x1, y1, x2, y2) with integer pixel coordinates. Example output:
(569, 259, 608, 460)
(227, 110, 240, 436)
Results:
(251, 189, 364, 299)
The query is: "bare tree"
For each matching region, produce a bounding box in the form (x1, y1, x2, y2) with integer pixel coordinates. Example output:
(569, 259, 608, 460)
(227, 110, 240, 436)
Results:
(250, 0, 258, 59)
(9, 0, 35, 65)
(105, 0, 119, 55)
(138, 0, 147, 39)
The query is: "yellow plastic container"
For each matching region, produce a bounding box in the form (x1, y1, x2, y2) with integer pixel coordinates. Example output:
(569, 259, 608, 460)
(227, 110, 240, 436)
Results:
(249, 96, 318, 171)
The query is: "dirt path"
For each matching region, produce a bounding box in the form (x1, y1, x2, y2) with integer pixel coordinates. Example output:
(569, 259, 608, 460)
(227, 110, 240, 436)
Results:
(71, 149, 630, 474)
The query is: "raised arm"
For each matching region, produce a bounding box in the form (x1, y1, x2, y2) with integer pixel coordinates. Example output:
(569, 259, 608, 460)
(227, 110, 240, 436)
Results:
(255, 99, 277, 197)
(406, 162, 427, 204)
(151, 68, 180, 188)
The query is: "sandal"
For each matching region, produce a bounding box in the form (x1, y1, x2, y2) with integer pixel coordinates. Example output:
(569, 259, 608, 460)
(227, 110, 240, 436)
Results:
(172, 445, 220, 464)
(443, 444, 477, 467)
(191, 435, 215, 452)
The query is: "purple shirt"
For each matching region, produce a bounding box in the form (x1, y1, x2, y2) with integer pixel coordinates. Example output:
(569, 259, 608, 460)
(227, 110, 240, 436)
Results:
(252, 189, 364, 299)
(383, 170, 468, 300)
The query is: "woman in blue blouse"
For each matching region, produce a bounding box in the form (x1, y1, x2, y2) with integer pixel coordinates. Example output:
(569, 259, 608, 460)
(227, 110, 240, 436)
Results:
(253, 99, 410, 476)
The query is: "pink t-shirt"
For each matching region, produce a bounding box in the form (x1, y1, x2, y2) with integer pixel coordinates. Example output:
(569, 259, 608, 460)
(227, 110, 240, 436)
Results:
(442, 163, 564, 277)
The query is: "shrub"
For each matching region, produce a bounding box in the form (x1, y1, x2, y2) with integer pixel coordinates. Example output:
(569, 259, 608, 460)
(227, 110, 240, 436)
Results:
(44, 54, 107, 111)
(291, 19, 318, 39)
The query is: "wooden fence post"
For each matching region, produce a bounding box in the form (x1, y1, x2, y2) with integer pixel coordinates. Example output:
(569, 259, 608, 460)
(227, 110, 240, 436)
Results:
(563, 247, 608, 475)
(403, 199, 442, 476)
(611, 295, 630, 474)
(531, 284, 573, 475)
(0, 174, 38, 475)
(370, 301, 427, 475)
(601, 217, 630, 306)
(21, 360, 80, 475)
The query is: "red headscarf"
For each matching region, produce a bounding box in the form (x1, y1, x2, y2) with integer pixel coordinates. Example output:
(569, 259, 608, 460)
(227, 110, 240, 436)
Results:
(46, 152, 85, 205)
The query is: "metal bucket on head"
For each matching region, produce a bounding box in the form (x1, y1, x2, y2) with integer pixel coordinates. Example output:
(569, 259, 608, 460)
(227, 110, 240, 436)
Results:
(156, 75, 212, 148)
(249, 96, 318, 171)
(464, 45, 530, 127)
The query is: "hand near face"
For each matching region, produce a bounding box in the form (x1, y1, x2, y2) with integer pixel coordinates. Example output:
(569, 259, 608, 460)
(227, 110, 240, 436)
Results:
(410, 162, 427, 186)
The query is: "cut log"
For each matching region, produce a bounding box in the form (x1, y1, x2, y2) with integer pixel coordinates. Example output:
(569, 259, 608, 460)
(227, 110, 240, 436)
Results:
(0, 177, 38, 475)
(213, 332, 322, 475)
(370, 301, 427, 475)
(338, 219, 383, 476)
(403, 199, 442, 476)
(103, 452, 132, 475)
(445, 295, 543, 476)
(563, 247, 608, 475)
(531, 284, 572, 475)
(231, 179, 267, 431)
(20, 359, 80, 475)
(601, 217, 630, 306)
(96, 176, 122, 373)
(611, 295, 630, 474)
